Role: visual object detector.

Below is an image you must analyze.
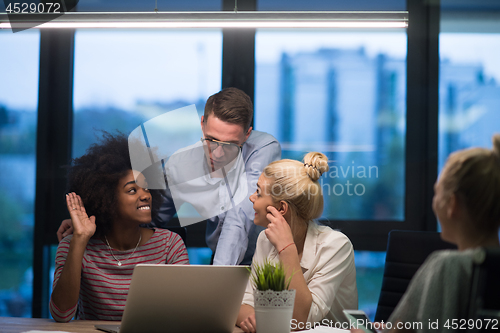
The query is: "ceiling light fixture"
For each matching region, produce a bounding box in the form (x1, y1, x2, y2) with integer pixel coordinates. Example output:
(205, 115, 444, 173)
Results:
(0, 11, 408, 30)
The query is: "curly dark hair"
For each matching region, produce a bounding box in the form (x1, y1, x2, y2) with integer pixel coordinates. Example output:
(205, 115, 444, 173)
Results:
(67, 132, 164, 238)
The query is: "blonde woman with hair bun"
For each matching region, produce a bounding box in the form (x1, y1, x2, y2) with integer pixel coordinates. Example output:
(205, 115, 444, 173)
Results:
(237, 152, 358, 332)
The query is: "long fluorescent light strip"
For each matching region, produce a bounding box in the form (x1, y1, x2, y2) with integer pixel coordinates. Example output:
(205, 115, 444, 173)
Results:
(0, 22, 407, 29)
(0, 11, 408, 29)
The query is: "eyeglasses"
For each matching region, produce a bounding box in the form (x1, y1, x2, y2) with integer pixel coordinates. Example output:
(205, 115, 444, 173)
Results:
(201, 137, 242, 157)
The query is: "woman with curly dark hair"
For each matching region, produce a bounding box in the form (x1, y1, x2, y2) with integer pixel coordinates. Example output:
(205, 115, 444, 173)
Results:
(49, 133, 189, 323)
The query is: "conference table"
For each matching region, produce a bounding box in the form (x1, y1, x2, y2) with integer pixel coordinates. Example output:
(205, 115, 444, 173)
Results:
(0, 317, 245, 333)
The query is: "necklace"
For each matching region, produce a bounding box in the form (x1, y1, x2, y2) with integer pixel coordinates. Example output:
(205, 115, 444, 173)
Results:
(104, 234, 142, 266)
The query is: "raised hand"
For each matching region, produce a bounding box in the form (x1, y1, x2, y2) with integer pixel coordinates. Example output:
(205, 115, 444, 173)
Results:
(66, 192, 96, 241)
(265, 206, 294, 252)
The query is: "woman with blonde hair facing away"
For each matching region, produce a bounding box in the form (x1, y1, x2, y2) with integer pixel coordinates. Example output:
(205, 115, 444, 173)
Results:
(347, 134, 500, 333)
(377, 134, 500, 333)
(237, 152, 358, 332)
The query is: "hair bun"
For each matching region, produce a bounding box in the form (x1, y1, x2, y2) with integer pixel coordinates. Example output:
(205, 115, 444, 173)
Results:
(303, 152, 329, 181)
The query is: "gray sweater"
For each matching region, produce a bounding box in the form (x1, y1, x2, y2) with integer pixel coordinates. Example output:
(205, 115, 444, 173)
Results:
(386, 249, 474, 333)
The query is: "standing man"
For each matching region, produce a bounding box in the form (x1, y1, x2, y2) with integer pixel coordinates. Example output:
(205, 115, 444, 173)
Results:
(58, 87, 281, 265)
(155, 87, 281, 265)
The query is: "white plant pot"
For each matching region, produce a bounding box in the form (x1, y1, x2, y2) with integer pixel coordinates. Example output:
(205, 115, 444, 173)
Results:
(254, 289, 296, 333)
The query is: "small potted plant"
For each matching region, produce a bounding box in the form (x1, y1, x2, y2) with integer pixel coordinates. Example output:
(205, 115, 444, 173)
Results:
(250, 260, 296, 333)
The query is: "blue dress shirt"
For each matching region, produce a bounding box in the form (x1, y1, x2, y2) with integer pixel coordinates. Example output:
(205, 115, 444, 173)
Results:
(153, 130, 281, 265)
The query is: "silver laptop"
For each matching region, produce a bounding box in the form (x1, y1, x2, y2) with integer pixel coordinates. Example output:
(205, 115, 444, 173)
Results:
(95, 264, 250, 333)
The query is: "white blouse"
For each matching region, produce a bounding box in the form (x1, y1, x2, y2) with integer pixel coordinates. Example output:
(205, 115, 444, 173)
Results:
(242, 222, 358, 324)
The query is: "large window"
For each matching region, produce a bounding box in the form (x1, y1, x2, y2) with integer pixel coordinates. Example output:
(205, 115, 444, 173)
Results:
(255, 30, 407, 221)
(70, 29, 222, 264)
(438, 0, 500, 167)
(437, 0, 500, 245)
(73, 30, 222, 158)
(255, 29, 407, 319)
(0, 30, 39, 317)
(438, 33, 500, 169)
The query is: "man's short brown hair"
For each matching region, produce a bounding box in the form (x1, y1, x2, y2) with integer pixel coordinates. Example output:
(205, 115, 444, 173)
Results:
(204, 87, 253, 131)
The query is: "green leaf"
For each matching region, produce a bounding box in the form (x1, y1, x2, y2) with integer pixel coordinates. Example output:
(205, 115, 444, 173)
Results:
(249, 259, 295, 291)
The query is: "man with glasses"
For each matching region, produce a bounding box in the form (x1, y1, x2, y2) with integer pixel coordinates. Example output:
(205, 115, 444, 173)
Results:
(157, 87, 281, 265)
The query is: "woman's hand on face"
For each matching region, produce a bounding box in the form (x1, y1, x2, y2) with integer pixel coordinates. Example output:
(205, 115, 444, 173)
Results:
(239, 314, 257, 333)
(66, 192, 96, 241)
(265, 206, 294, 251)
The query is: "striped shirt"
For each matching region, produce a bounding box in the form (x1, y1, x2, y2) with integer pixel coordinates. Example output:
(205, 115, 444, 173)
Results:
(50, 228, 189, 322)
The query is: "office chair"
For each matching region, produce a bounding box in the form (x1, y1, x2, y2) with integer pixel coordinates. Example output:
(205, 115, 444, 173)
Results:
(468, 247, 500, 333)
(374, 230, 457, 322)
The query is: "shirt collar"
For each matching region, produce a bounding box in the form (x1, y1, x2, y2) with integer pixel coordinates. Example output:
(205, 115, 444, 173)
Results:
(299, 222, 321, 272)
(201, 150, 243, 184)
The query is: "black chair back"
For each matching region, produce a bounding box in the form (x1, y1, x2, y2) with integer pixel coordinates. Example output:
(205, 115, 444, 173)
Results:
(468, 247, 500, 333)
(374, 230, 457, 322)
